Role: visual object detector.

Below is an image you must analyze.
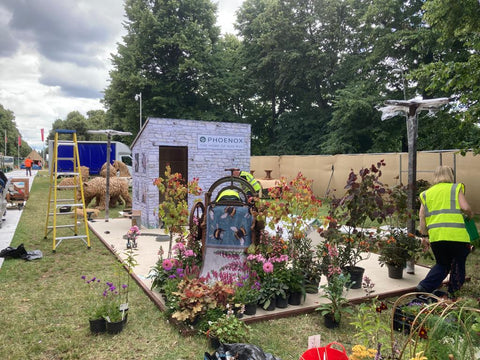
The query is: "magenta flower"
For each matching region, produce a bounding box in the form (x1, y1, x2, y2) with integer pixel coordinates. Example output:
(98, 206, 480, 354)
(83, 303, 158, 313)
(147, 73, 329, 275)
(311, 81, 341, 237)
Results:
(263, 261, 274, 273)
(162, 258, 174, 271)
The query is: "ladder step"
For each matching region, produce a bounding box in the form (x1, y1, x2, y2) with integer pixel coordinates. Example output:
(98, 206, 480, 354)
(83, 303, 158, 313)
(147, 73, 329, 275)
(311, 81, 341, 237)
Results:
(47, 225, 77, 229)
(56, 235, 88, 241)
(51, 198, 75, 202)
(56, 185, 80, 189)
(56, 203, 83, 208)
(57, 157, 75, 161)
(57, 141, 74, 145)
(57, 172, 80, 176)
(49, 212, 77, 216)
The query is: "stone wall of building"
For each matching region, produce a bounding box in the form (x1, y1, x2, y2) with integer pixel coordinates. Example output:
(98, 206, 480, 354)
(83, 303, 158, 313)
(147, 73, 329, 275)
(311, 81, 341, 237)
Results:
(131, 118, 251, 228)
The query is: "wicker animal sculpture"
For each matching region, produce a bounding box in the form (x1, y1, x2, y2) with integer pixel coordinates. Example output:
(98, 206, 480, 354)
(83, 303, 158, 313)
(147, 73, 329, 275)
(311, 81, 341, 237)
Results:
(57, 166, 90, 189)
(82, 177, 132, 210)
(113, 160, 131, 177)
(72, 208, 99, 218)
(99, 162, 117, 178)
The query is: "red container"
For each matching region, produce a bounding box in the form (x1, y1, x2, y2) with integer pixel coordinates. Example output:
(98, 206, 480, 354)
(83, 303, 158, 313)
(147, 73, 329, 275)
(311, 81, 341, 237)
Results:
(299, 342, 349, 360)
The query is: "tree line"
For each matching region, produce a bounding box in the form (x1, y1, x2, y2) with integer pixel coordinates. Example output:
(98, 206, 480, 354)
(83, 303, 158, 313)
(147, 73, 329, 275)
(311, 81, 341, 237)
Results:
(103, 0, 480, 155)
(0, 104, 31, 158)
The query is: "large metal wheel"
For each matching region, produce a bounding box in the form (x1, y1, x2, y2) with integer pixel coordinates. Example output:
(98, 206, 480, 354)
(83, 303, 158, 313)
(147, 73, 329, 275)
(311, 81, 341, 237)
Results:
(188, 201, 205, 242)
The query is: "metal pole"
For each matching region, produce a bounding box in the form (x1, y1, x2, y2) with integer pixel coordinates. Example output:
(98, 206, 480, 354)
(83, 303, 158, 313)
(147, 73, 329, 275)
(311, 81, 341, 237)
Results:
(406, 105, 418, 235)
(105, 134, 111, 222)
(135, 93, 142, 129)
(139, 93, 142, 129)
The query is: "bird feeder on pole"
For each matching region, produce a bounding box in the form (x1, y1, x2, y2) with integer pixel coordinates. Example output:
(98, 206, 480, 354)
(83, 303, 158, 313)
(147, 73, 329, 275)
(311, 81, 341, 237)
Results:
(379, 97, 450, 235)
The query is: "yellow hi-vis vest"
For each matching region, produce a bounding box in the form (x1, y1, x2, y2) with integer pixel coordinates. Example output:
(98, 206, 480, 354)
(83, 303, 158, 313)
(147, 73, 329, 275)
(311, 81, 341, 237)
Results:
(217, 189, 240, 201)
(239, 171, 261, 193)
(420, 182, 470, 243)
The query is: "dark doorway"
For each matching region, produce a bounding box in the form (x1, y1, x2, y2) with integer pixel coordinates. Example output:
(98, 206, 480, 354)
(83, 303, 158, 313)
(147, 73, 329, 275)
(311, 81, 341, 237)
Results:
(158, 146, 188, 202)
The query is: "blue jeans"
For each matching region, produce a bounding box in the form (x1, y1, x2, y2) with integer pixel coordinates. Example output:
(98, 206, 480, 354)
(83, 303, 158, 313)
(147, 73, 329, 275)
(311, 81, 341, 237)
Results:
(418, 241, 470, 294)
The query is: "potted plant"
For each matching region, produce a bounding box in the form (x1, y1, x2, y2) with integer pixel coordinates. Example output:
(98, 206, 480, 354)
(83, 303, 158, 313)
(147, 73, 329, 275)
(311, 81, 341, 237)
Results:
(125, 225, 140, 249)
(285, 267, 306, 305)
(81, 275, 109, 334)
(154, 165, 202, 257)
(315, 272, 353, 328)
(233, 274, 261, 315)
(247, 255, 289, 311)
(81, 275, 129, 334)
(319, 161, 393, 288)
(257, 271, 288, 311)
(206, 305, 251, 347)
(295, 236, 322, 293)
(102, 280, 129, 334)
(171, 278, 234, 324)
(377, 230, 422, 279)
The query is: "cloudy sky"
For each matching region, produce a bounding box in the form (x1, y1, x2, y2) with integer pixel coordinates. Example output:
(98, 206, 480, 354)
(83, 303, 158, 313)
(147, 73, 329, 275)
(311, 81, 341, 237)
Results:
(0, 0, 244, 151)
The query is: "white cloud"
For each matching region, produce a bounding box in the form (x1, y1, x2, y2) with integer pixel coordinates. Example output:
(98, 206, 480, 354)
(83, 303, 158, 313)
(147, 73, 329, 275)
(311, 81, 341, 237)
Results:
(0, 0, 244, 150)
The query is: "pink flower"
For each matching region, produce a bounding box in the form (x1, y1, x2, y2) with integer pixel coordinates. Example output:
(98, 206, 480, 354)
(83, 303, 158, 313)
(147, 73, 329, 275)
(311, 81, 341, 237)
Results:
(327, 265, 342, 277)
(172, 242, 185, 252)
(263, 262, 274, 273)
(162, 258, 174, 271)
(184, 249, 194, 257)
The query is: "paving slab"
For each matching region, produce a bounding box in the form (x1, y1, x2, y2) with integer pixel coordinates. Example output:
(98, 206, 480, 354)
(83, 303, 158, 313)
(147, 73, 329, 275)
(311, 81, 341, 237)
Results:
(88, 217, 432, 323)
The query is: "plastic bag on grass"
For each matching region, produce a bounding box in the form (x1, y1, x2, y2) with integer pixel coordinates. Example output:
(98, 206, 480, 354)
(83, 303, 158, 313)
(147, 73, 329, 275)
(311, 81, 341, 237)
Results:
(205, 343, 281, 360)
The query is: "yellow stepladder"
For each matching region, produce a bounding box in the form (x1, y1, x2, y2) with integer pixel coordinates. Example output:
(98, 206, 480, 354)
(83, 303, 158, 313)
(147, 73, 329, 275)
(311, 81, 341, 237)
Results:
(44, 129, 90, 252)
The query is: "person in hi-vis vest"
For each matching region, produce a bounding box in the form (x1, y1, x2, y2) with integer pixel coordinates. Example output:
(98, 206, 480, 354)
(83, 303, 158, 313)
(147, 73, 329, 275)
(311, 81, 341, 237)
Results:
(233, 170, 261, 197)
(416, 165, 473, 297)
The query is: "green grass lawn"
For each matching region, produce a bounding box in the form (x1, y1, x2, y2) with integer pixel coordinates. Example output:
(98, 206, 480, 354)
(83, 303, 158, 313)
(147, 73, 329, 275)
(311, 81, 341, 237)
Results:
(1, 171, 479, 359)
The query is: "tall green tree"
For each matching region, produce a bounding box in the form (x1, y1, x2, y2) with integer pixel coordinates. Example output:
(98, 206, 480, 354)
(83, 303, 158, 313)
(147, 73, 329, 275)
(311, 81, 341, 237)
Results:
(415, 0, 480, 152)
(103, 0, 229, 137)
(0, 104, 30, 157)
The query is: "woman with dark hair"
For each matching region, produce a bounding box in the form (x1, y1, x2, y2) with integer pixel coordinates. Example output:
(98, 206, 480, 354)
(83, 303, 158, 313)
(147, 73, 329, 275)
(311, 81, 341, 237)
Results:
(416, 166, 473, 297)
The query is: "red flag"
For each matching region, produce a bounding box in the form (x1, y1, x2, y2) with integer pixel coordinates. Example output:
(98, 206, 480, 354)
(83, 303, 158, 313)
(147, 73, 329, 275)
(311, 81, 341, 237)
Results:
(18, 135, 21, 146)
(41, 128, 44, 142)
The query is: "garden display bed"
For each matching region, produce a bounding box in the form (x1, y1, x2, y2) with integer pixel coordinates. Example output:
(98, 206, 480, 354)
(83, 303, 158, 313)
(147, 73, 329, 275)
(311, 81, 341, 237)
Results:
(89, 218, 432, 325)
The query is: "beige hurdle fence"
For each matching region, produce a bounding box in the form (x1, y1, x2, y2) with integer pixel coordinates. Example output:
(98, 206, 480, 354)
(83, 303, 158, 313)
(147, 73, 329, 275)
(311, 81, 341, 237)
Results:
(251, 150, 480, 214)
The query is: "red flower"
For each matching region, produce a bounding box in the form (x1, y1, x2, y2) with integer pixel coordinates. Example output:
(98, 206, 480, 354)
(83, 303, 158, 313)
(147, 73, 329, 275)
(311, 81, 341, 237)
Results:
(418, 327, 428, 339)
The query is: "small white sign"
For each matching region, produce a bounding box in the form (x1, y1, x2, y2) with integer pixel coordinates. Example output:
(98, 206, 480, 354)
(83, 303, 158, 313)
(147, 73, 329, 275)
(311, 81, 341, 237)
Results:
(197, 135, 246, 150)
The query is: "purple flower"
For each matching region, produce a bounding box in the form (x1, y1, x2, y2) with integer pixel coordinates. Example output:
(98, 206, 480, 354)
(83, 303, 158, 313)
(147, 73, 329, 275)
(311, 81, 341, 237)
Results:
(252, 282, 261, 291)
(122, 284, 128, 289)
(81, 275, 86, 280)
